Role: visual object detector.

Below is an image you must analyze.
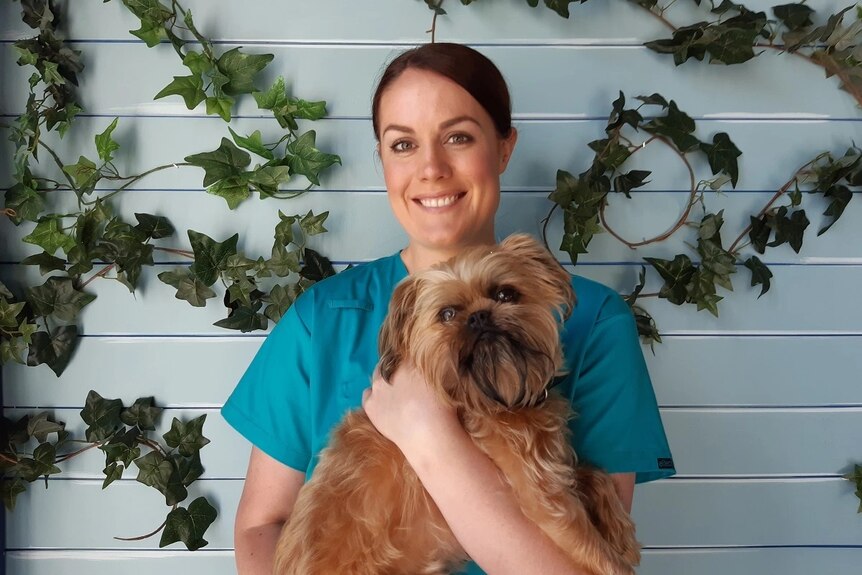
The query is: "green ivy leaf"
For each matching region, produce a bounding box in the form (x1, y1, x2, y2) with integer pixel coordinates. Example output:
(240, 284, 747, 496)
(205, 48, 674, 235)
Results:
(700, 132, 742, 188)
(773, 3, 815, 31)
(94, 117, 120, 163)
(102, 426, 142, 468)
(1, 478, 27, 511)
(268, 244, 301, 277)
(642, 101, 701, 153)
(175, 451, 204, 487)
(274, 211, 297, 246)
(818, 184, 852, 236)
(158, 269, 217, 307)
(102, 462, 124, 489)
(285, 130, 341, 186)
(15, 442, 61, 481)
(120, 397, 162, 431)
(612, 170, 651, 198)
(748, 215, 770, 254)
(214, 302, 268, 332)
(299, 210, 329, 236)
(80, 389, 124, 442)
(5, 182, 45, 223)
(635, 93, 669, 108)
(122, 0, 172, 46)
(159, 497, 217, 550)
(215, 47, 274, 96)
(300, 248, 336, 282)
(134, 213, 175, 240)
(0, 299, 26, 330)
(26, 412, 65, 443)
(645, 254, 698, 305)
(22, 217, 77, 256)
(248, 166, 292, 197)
(185, 137, 251, 187)
(163, 415, 210, 457)
(154, 75, 206, 109)
(264, 283, 298, 323)
(768, 206, 810, 253)
(26, 277, 95, 322)
(205, 96, 234, 122)
(134, 450, 173, 493)
(228, 128, 275, 160)
(743, 255, 773, 298)
(62, 156, 100, 195)
(181, 50, 212, 75)
(188, 230, 239, 287)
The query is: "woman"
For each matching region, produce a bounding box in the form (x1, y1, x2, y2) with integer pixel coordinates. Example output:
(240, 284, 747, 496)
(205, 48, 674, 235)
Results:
(222, 43, 674, 575)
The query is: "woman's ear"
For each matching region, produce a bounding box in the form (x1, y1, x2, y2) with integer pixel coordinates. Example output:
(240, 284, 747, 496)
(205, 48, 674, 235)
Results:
(498, 127, 518, 174)
(378, 277, 420, 381)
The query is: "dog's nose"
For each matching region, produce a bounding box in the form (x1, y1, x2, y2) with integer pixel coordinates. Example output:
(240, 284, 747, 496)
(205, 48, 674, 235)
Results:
(468, 310, 491, 331)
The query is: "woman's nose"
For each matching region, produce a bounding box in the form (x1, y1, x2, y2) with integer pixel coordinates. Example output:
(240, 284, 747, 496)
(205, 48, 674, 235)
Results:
(419, 144, 452, 181)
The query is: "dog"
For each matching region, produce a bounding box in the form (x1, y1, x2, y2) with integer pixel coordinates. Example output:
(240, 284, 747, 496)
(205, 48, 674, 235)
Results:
(274, 234, 640, 575)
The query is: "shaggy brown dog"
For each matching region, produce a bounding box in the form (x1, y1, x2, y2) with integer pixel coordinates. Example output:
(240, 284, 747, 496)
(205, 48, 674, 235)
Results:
(274, 234, 640, 575)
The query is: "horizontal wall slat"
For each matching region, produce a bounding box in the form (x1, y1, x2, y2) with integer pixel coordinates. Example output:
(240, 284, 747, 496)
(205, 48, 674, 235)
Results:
(2, 117, 859, 193)
(3, 407, 861, 478)
(2, 189, 860, 264)
(3, 43, 858, 119)
(5, 336, 861, 408)
(4, 0, 822, 44)
(5, 478, 860, 548)
(2, 263, 862, 335)
(7, 547, 862, 575)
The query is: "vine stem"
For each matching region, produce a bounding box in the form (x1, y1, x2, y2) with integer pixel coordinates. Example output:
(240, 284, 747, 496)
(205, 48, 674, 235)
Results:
(3, 208, 16, 218)
(80, 263, 116, 289)
(428, 0, 443, 43)
(55, 441, 103, 463)
(97, 162, 193, 203)
(154, 247, 195, 258)
(600, 135, 698, 249)
(727, 155, 823, 254)
(0, 452, 17, 465)
(38, 141, 78, 192)
(114, 513, 172, 542)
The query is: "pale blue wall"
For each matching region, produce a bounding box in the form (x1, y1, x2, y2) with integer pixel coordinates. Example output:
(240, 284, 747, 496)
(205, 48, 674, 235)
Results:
(1, 0, 861, 573)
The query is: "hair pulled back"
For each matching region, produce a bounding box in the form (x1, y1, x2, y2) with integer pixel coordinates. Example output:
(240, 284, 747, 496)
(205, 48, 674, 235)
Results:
(371, 43, 513, 140)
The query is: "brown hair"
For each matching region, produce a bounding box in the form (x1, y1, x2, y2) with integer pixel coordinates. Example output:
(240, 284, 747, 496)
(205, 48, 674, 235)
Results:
(371, 43, 513, 140)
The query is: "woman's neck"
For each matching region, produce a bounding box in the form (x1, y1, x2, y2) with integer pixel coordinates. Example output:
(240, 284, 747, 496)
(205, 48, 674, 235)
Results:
(400, 240, 496, 274)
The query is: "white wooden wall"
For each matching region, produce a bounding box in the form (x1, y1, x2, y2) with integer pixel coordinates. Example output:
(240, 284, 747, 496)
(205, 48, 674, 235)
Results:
(2, 0, 861, 573)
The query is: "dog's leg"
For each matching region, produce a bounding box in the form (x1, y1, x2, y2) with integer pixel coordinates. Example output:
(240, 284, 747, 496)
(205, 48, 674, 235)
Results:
(576, 466, 641, 567)
(273, 412, 463, 575)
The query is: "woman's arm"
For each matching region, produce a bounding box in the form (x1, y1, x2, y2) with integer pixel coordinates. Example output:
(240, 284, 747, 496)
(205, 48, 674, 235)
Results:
(364, 364, 603, 575)
(234, 447, 305, 574)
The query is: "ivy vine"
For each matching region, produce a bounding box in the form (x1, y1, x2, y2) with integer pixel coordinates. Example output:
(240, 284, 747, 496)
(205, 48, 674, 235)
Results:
(1, 0, 341, 547)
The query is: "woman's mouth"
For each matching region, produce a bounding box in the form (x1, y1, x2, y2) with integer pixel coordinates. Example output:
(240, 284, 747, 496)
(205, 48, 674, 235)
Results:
(416, 192, 466, 208)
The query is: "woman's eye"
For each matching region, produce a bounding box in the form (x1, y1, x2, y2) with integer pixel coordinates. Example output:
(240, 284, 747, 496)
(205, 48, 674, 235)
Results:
(494, 287, 519, 303)
(448, 133, 472, 145)
(390, 140, 414, 153)
(439, 307, 457, 322)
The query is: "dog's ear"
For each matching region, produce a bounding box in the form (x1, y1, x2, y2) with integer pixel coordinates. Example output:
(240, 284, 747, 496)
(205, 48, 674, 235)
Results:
(500, 233, 576, 319)
(378, 276, 420, 381)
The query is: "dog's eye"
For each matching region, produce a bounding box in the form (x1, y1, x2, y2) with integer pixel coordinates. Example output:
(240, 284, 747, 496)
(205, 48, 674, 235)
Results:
(494, 286, 519, 303)
(439, 307, 457, 322)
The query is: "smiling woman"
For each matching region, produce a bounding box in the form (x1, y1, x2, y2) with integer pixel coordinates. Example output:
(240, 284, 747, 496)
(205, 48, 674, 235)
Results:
(223, 42, 673, 575)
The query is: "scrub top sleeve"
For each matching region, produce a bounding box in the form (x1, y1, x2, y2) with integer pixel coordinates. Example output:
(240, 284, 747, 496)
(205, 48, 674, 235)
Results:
(569, 303, 675, 484)
(221, 293, 315, 473)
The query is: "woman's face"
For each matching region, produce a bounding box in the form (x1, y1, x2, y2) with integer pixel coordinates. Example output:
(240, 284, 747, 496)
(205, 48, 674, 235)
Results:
(377, 68, 517, 258)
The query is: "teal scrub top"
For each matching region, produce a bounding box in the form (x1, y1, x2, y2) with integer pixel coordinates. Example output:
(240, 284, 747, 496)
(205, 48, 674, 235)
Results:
(222, 251, 675, 574)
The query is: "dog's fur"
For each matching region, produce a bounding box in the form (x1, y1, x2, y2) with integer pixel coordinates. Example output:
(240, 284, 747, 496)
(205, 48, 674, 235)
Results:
(274, 234, 640, 575)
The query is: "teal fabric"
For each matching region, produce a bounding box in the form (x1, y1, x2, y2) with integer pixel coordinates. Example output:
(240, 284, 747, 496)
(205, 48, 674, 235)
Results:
(222, 251, 675, 574)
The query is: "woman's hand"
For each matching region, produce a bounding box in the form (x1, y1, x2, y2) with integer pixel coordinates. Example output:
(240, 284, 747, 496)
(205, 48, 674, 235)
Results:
(362, 362, 461, 457)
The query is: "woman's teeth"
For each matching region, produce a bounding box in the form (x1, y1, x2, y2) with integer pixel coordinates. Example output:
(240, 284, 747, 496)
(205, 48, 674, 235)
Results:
(419, 194, 460, 208)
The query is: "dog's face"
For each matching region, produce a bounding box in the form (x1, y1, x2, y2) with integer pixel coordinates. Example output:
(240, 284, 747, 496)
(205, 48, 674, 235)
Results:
(379, 234, 576, 413)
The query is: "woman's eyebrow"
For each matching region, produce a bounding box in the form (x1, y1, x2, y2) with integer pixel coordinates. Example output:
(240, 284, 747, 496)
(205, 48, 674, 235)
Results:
(381, 115, 481, 138)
